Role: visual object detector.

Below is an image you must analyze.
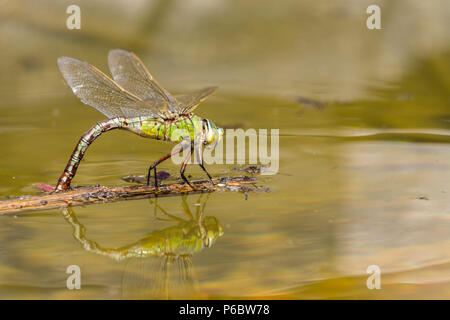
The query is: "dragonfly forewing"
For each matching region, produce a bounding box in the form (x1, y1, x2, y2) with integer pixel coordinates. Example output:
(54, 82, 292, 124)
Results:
(108, 49, 178, 111)
(57, 56, 158, 118)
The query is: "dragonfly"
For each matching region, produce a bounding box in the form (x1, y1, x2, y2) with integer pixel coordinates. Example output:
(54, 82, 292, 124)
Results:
(54, 49, 223, 192)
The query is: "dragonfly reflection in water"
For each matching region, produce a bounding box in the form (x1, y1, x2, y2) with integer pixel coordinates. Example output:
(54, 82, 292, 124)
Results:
(55, 49, 224, 192)
(61, 194, 223, 299)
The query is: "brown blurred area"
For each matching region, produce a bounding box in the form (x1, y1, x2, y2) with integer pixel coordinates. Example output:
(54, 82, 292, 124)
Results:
(0, 0, 448, 106)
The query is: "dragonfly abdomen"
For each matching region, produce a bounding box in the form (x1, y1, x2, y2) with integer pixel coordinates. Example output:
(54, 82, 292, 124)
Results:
(55, 117, 130, 191)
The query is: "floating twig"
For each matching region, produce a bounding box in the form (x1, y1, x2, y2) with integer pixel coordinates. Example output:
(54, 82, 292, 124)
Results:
(0, 176, 262, 215)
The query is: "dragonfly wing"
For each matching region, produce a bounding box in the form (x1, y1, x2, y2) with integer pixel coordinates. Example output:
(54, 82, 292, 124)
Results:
(122, 256, 197, 299)
(57, 57, 164, 118)
(108, 49, 178, 115)
(117, 99, 173, 118)
(175, 86, 218, 115)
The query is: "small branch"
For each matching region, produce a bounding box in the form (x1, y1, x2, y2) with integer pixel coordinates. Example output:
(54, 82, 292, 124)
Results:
(0, 176, 261, 215)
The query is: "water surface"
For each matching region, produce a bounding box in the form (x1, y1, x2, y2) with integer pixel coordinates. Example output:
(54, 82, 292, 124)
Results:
(0, 0, 449, 299)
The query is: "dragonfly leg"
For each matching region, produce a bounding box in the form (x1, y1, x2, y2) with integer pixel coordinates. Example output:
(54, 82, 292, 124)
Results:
(199, 163, 214, 186)
(194, 143, 214, 185)
(146, 147, 184, 187)
(180, 146, 194, 189)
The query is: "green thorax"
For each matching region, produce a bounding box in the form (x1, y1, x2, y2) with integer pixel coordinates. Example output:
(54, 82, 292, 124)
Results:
(140, 114, 203, 143)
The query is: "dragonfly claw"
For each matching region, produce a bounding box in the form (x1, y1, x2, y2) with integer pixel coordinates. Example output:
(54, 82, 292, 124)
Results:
(180, 173, 195, 190)
(184, 181, 195, 190)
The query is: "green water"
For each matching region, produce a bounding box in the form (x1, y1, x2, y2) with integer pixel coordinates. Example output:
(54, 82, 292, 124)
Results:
(0, 0, 449, 299)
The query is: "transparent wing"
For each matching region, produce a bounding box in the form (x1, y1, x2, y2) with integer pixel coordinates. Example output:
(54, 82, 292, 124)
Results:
(121, 256, 198, 299)
(175, 86, 218, 115)
(57, 56, 168, 118)
(108, 49, 179, 114)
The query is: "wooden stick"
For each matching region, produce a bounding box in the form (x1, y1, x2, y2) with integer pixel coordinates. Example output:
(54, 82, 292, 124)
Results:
(0, 176, 260, 215)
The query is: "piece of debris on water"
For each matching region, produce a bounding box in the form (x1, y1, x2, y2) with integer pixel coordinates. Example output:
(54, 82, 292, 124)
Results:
(233, 165, 276, 175)
(217, 176, 270, 199)
(295, 96, 326, 110)
(35, 183, 55, 192)
(122, 171, 171, 184)
(233, 165, 264, 174)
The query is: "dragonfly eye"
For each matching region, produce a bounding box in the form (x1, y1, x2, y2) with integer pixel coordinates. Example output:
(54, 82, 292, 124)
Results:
(202, 119, 208, 131)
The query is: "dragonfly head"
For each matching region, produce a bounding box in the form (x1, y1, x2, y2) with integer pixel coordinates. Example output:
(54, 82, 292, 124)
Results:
(202, 119, 223, 148)
(201, 216, 224, 248)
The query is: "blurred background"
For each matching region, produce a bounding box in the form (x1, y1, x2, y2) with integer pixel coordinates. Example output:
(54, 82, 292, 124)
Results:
(1, 0, 448, 103)
(0, 0, 449, 299)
